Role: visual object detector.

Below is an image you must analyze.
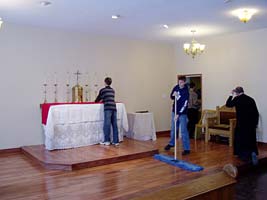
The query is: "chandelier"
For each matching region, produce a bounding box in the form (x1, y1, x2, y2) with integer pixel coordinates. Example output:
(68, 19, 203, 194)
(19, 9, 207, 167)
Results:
(183, 30, 205, 59)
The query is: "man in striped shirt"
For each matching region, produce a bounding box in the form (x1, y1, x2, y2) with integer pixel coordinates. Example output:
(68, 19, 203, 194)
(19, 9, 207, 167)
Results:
(95, 77, 119, 146)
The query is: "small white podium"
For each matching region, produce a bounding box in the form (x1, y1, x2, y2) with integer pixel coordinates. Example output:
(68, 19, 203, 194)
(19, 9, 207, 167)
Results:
(126, 112, 156, 141)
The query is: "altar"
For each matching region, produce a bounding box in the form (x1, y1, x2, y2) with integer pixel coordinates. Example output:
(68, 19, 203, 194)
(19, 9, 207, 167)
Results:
(42, 103, 128, 150)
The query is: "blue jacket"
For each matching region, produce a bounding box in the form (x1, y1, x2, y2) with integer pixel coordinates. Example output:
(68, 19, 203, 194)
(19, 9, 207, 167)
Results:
(170, 85, 189, 115)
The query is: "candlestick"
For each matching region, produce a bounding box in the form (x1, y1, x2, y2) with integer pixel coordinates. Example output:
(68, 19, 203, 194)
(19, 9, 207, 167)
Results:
(85, 83, 92, 102)
(66, 83, 70, 103)
(43, 83, 47, 103)
(94, 83, 98, 100)
(93, 72, 98, 99)
(54, 83, 58, 103)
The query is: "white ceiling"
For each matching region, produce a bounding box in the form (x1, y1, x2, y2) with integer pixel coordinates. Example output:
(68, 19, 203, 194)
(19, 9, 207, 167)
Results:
(0, 0, 266, 42)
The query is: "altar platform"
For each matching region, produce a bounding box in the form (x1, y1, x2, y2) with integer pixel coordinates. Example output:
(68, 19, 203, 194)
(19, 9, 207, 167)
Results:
(22, 138, 158, 171)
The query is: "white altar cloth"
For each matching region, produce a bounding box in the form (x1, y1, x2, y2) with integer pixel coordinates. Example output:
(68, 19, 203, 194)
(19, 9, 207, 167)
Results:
(125, 112, 156, 141)
(44, 103, 128, 150)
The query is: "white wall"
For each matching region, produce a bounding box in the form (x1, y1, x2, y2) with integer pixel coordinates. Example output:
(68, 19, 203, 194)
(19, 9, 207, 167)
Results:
(0, 23, 175, 149)
(175, 28, 267, 142)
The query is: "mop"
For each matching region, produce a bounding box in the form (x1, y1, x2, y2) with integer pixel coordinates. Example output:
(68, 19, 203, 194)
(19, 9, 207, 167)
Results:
(154, 92, 203, 172)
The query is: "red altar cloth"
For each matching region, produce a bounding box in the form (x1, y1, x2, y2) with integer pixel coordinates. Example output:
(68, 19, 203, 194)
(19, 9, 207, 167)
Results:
(41, 102, 101, 125)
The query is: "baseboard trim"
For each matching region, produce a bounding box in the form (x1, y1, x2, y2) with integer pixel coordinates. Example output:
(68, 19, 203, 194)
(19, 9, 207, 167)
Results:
(0, 147, 21, 154)
(156, 130, 170, 137)
(258, 142, 267, 147)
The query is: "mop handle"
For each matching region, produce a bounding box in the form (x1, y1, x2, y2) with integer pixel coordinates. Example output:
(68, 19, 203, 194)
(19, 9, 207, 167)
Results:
(174, 92, 178, 160)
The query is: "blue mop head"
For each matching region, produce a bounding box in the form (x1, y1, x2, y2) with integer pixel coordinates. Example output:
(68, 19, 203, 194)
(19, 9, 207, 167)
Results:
(154, 154, 203, 172)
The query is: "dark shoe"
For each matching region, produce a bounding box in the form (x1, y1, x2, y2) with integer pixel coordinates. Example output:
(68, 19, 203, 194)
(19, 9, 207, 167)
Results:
(182, 150, 190, 155)
(251, 152, 258, 166)
(164, 144, 174, 151)
(239, 155, 250, 163)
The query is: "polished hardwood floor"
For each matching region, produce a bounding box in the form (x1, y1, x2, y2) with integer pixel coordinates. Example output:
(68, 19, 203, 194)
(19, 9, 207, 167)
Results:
(21, 139, 159, 170)
(1, 137, 267, 200)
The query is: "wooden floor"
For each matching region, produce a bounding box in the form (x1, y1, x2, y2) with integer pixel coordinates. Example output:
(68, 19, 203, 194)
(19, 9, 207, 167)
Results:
(1, 137, 267, 200)
(21, 138, 159, 170)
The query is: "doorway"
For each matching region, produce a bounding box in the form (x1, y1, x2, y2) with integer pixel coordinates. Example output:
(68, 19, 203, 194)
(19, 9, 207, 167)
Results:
(178, 74, 202, 138)
(178, 74, 202, 111)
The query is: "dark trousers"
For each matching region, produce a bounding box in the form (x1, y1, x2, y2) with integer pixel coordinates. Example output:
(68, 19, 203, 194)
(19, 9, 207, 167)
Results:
(234, 125, 258, 161)
(187, 108, 199, 138)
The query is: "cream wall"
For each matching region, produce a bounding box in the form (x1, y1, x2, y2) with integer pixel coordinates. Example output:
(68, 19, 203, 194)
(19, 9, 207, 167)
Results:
(175, 28, 267, 142)
(0, 23, 175, 149)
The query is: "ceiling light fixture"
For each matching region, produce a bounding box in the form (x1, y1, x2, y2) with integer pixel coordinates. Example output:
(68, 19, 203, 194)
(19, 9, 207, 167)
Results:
(111, 15, 120, 19)
(163, 24, 169, 29)
(183, 30, 205, 59)
(40, 1, 52, 7)
(232, 8, 258, 23)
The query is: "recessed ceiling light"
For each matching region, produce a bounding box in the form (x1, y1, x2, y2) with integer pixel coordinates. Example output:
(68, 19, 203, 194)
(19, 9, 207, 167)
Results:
(163, 24, 169, 29)
(40, 1, 52, 6)
(111, 15, 120, 19)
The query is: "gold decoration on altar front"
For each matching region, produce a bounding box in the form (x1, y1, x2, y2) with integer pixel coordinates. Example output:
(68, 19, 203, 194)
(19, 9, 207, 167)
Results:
(72, 70, 83, 102)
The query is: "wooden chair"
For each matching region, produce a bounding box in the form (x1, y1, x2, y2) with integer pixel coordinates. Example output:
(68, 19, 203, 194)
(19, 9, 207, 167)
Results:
(205, 105, 236, 147)
(194, 109, 217, 140)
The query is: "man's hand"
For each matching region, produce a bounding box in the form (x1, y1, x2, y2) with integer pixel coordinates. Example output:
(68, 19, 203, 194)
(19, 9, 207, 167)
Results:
(231, 90, 237, 98)
(174, 114, 179, 121)
(172, 91, 180, 100)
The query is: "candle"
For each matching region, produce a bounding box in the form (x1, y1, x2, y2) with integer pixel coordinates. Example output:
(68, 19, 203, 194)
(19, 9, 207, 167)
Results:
(44, 75, 47, 85)
(86, 72, 89, 86)
(94, 72, 98, 86)
(54, 72, 57, 85)
(67, 72, 70, 85)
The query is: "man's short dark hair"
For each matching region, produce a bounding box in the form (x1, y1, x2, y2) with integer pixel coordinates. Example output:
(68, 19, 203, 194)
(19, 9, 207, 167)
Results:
(234, 86, 244, 94)
(178, 75, 186, 82)
(105, 77, 112, 85)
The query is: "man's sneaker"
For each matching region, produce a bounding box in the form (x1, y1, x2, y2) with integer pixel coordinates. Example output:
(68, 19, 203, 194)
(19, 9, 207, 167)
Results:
(251, 152, 258, 166)
(99, 142, 111, 146)
(223, 163, 238, 178)
(182, 150, 190, 155)
(164, 144, 174, 151)
(113, 143, 120, 147)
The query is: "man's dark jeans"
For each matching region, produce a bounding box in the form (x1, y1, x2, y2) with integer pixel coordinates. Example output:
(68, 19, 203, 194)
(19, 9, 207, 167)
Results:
(103, 110, 119, 143)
